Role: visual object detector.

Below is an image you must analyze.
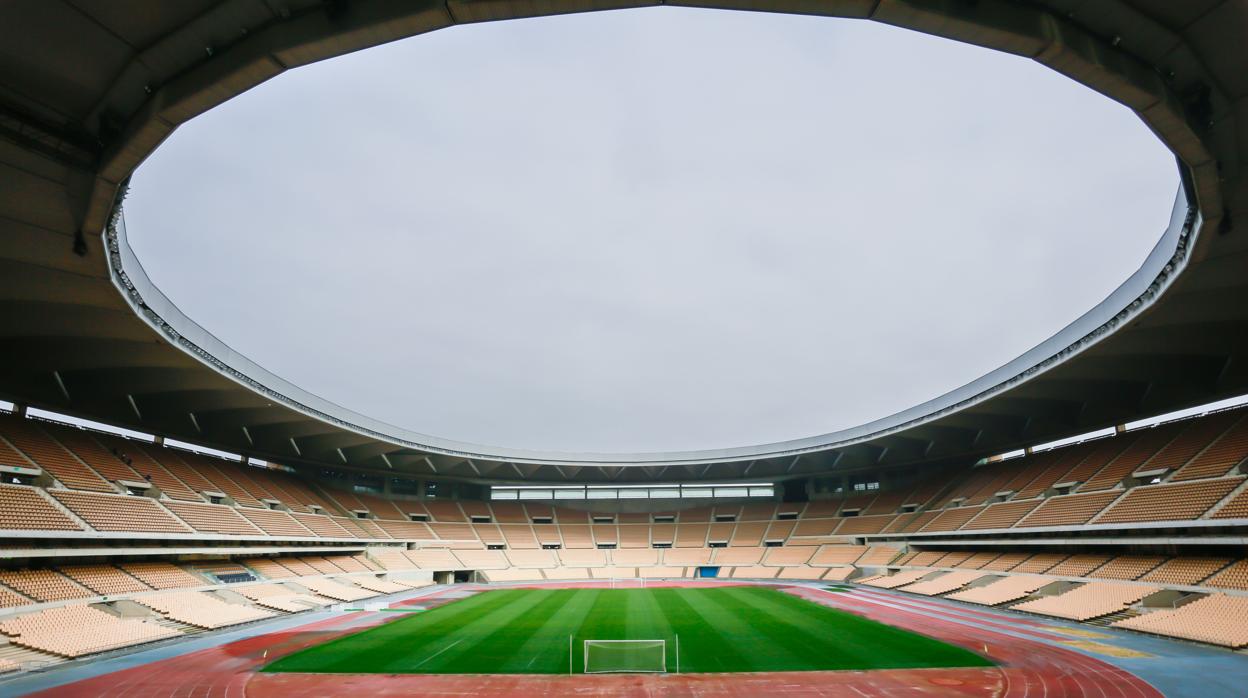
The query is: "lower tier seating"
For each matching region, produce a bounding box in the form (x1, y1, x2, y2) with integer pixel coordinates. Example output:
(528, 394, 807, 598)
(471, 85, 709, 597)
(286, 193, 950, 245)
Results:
(945, 575, 1051, 605)
(297, 578, 376, 602)
(1009, 582, 1160, 621)
(0, 605, 180, 657)
(135, 592, 275, 629)
(1113, 594, 1248, 648)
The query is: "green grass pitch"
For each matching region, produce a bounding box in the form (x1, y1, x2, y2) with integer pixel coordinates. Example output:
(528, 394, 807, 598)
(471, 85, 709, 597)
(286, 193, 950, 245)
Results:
(264, 586, 992, 674)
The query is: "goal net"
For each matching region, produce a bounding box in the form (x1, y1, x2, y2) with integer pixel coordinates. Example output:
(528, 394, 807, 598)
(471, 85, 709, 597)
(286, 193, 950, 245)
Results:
(583, 639, 667, 673)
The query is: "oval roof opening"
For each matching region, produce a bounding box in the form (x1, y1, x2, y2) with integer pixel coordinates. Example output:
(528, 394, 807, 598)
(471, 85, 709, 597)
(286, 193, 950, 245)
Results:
(125, 7, 1178, 454)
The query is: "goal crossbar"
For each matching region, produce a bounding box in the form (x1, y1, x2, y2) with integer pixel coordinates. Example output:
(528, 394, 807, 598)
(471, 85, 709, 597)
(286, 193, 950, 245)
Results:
(583, 639, 667, 673)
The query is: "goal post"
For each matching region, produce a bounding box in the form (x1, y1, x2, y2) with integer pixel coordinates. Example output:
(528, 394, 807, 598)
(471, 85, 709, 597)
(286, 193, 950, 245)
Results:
(583, 639, 667, 673)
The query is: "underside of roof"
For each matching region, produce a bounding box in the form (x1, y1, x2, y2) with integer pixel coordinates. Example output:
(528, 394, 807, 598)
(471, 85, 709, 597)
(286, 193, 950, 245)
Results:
(1, 0, 1247, 484)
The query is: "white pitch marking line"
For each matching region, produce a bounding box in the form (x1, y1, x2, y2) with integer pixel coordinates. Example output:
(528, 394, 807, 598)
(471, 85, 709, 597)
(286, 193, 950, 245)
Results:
(413, 638, 464, 668)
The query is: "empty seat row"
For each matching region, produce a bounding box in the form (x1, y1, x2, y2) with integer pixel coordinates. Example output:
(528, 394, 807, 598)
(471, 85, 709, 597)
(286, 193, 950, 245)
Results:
(0, 604, 180, 658)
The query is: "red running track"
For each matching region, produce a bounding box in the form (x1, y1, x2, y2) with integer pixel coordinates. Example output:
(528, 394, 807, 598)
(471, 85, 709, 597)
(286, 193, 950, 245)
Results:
(28, 583, 1162, 698)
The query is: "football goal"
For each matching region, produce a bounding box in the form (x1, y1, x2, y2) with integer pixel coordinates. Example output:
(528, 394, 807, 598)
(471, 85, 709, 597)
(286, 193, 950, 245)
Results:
(582, 639, 668, 673)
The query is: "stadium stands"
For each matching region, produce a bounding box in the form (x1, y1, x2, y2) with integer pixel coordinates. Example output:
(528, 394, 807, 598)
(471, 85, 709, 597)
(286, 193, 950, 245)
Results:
(136, 592, 275, 629)
(58, 565, 149, 595)
(0, 605, 181, 657)
(49, 490, 192, 534)
(1010, 582, 1159, 621)
(0, 484, 81, 532)
(0, 402, 1245, 667)
(899, 570, 985, 596)
(118, 563, 204, 589)
(945, 575, 1050, 606)
(0, 570, 91, 602)
(1113, 595, 1248, 648)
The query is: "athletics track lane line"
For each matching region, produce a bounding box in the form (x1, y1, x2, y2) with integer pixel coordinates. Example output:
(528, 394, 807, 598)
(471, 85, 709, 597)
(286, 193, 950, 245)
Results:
(791, 586, 1161, 698)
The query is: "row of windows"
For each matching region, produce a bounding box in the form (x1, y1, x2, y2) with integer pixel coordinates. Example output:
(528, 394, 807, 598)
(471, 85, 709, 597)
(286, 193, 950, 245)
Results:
(491, 485, 774, 501)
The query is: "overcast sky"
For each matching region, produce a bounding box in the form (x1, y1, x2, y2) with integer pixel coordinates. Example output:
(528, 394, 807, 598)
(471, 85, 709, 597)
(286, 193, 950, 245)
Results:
(125, 7, 1178, 455)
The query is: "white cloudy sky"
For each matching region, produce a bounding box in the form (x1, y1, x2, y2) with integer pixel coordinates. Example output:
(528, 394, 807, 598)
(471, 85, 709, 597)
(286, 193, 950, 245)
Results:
(125, 7, 1178, 454)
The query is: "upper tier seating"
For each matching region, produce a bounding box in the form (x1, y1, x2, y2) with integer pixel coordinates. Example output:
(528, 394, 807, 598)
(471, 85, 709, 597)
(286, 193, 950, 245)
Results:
(921, 507, 985, 532)
(0, 417, 113, 491)
(139, 445, 218, 496)
(1139, 558, 1231, 586)
(174, 453, 265, 508)
(49, 490, 192, 533)
(809, 545, 867, 566)
(295, 556, 342, 575)
(1012, 554, 1069, 574)
(1015, 491, 1122, 528)
(0, 403, 1244, 556)
(1087, 556, 1165, 580)
(274, 558, 319, 576)
(288, 512, 353, 537)
(0, 569, 92, 602)
(982, 552, 1031, 571)
(0, 585, 32, 608)
(954, 552, 1001, 569)
(1078, 424, 1178, 491)
(1011, 447, 1094, 499)
(963, 500, 1041, 530)
(243, 558, 296, 579)
(856, 546, 902, 566)
(1047, 554, 1114, 577)
(834, 515, 895, 535)
(94, 434, 202, 501)
(1204, 560, 1248, 590)
(48, 426, 143, 484)
(118, 562, 204, 589)
(404, 549, 458, 569)
(0, 483, 81, 531)
(1060, 438, 1133, 488)
(761, 547, 814, 566)
(59, 565, 150, 595)
(1146, 411, 1241, 478)
(1093, 478, 1243, 524)
(238, 508, 315, 537)
(162, 500, 265, 536)
(322, 555, 373, 573)
(1170, 414, 1248, 481)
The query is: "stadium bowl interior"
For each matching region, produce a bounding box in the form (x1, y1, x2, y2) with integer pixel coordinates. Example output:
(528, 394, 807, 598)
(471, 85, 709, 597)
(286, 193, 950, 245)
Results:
(1, 1, 1248, 696)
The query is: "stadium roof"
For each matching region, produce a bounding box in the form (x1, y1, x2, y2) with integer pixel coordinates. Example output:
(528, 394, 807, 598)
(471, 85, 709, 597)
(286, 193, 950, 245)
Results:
(1, 0, 1246, 484)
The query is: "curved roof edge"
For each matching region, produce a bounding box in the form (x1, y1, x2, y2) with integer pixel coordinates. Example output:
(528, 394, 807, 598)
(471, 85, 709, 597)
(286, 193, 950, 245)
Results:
(107, 177, 1198, 467)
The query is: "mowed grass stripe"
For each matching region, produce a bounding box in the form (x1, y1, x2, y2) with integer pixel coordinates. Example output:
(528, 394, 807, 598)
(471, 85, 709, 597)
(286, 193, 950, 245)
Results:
(398, 589, 558, 672)
(265, 587, 994, 675)
(680, 586, 823, 671)
(723, 587, 990, 669)
(268, 589, 516, 673)
(652, 587, 754, 673)
(625, 587, 677, 670)
(513, 588, 599, 672)
(715, 587, 887, 669)
(449, 586, 599, 674)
